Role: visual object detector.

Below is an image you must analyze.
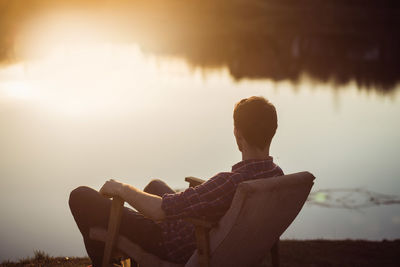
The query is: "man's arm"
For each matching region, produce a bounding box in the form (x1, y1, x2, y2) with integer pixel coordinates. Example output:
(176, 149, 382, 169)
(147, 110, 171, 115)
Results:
(162, 172, 236, 220)
(100, 179, 166, 221)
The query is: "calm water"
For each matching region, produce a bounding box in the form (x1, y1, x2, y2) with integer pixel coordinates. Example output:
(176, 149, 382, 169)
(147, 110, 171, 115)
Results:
(0, 43, 400, 261)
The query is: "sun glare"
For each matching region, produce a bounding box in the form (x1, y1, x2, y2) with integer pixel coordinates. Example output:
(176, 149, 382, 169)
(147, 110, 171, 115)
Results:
(1, 80, 32, 100)
(0, 9, 234, 117)
(2, 25, 205, 117)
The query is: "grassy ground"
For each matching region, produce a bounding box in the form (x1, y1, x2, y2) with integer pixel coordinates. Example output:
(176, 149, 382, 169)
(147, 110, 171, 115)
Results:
(0, 251, 91, 267)
(1, 239, 399, 266)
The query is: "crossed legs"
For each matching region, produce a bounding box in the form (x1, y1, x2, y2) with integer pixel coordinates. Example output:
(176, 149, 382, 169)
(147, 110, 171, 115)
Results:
(69, 179, 174, 267)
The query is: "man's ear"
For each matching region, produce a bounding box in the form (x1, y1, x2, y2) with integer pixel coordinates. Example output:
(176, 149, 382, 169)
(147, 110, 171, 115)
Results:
(234, 127, 240, 139)
(234, 127, 243, 152)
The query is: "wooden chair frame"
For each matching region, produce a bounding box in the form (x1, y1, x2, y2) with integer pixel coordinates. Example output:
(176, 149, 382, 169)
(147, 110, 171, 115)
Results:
(98, 176, 281, 267)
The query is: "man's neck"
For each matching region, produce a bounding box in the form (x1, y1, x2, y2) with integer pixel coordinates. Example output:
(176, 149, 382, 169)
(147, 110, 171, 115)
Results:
(241, 147, 270, 161)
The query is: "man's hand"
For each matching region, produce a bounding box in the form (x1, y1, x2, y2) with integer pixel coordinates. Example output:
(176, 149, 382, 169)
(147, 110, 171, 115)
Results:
(100, 179, 125, 198)
(100, 178, 166, 221)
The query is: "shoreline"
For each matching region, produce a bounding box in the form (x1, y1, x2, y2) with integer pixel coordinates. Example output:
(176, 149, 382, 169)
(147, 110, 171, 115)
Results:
(2, 239, 399, 266)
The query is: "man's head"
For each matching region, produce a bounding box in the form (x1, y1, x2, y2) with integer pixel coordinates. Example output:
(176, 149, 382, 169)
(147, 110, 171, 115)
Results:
(233, 96, 277, 153)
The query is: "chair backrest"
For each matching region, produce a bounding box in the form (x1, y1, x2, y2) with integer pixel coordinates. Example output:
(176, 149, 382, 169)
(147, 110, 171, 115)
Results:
(185, 171, 315, 267)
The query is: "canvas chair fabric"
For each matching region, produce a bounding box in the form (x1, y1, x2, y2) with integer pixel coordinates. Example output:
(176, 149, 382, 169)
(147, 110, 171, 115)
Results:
(186, 171, 314, 267)
(90, 171, 315, 267)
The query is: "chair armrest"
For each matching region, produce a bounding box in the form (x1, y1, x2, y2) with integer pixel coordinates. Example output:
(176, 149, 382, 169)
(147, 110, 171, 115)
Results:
(185, 176, 205, 188)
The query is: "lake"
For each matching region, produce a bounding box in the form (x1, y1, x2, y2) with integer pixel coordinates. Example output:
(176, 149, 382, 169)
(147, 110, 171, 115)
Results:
(0, 43, 399, 261)
(1, 1, 400, 261)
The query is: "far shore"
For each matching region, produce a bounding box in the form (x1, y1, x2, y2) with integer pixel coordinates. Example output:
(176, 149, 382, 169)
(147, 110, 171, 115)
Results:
(1, 239, 399, 267)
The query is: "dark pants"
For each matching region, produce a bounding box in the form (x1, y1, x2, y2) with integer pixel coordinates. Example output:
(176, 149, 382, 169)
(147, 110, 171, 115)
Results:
(69, 179, 175, 267)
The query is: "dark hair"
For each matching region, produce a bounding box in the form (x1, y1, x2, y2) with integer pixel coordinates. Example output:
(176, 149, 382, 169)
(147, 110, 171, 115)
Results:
(233, 96, 277, 150)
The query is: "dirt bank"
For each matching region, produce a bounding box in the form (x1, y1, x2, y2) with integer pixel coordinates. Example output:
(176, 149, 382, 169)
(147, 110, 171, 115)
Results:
(2, 239, 399, 266)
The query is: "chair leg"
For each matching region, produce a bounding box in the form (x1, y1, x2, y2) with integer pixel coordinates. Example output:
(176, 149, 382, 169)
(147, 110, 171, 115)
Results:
(271, 240, 279, 267)
(102, 197, 125, 267)
(194, 225, 211, 267)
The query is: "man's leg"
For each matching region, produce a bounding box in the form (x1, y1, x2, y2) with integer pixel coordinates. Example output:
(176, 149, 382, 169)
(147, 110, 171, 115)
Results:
(69, 186, 167, 267)
(143, 179, 175, 196)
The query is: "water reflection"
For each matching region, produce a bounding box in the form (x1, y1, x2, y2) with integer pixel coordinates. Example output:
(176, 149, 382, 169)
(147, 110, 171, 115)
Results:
(1, 0, 400, 91)
(0, 0, 400, 261)
(0, 42, 399, 262)
(308, 188, 400, 209)
(152, 34, 400, 91)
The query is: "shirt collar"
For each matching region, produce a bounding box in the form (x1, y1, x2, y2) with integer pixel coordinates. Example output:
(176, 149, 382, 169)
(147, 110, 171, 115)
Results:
(231, 156, 274, 172)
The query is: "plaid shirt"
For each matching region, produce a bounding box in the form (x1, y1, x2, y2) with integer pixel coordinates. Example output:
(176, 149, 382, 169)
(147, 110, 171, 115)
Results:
(160, 157, 284, 263)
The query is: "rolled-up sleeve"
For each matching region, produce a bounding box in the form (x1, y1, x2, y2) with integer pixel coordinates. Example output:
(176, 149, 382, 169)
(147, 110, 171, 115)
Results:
(161, 172, 238, 220)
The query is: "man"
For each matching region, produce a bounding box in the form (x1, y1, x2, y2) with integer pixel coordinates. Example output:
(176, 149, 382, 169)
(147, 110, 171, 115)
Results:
(69, 96, 284, 266)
